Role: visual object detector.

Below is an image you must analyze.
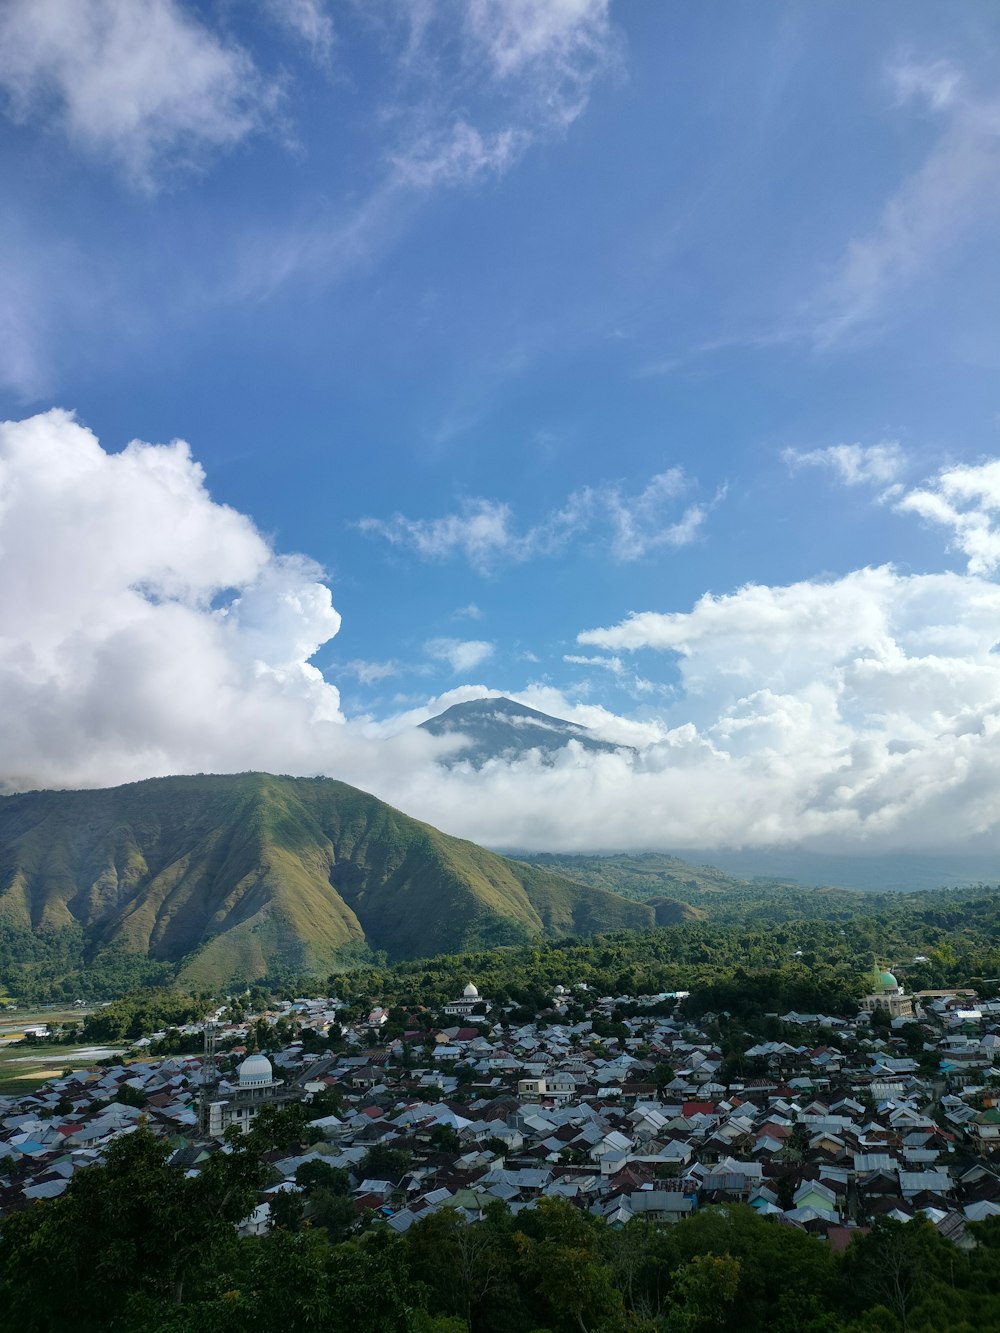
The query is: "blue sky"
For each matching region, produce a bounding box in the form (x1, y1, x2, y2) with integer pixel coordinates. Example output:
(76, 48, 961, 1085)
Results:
(3, 1, 1000, 853)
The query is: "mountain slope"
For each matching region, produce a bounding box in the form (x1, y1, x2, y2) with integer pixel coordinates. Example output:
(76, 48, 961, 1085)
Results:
(419, 696, 627, 766)
(0, 774, 652, 987)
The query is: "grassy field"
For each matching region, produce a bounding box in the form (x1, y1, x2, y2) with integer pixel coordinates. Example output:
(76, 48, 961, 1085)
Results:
(0, 1003, 97, 1036)
(0, 1041, 125, 1096)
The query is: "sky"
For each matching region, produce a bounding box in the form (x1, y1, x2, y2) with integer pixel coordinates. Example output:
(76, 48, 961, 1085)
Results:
(3, 0, 1000, 855)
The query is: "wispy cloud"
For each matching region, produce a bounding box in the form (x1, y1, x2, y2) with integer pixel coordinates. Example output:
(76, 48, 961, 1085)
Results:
(236, 0, 621, 296)
(814, 59, 1000, 344)
(424, 637, 495, 673)
(263, 0, 335, 65)
(0, 0, 279, 189)
(342, 658, 401, 685)
(358, 468, 713, 573)
(784, 441, 906, 489)
(388, 0, 618, 189)
(390, 121, 527, 190)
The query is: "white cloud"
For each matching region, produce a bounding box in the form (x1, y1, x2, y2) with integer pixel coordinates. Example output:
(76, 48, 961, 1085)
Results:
(564, 653, 624, 674)
(264, 0, 335, 63)
(390, 120, 527, 190)
(784, 441, 905, 488)
(452, 602, 484, 620)
(897, 457, 1000, 574)
(463, 0, 614, 125)
(0, 408, 364, 789)
(890, 59, 962, 113)
(358, 498, 520, 573)
(815, 61, 1000, 343)
(388, 0, 618, 191)
(359, 468, 709, 571)
(343, 659, 401, 685)
(0, 0, 276, 187)
(424, 637, 495, 673)
(376, 565, 1000, 853)
(13, 410, 1000, 858)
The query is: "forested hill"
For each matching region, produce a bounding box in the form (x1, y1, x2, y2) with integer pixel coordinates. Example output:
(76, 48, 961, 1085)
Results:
(523, 850, 865, 923)
(0, 774, 651, 994)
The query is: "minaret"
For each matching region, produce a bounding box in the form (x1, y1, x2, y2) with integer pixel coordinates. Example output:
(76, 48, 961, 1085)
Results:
(199, 1017, 218, 1135)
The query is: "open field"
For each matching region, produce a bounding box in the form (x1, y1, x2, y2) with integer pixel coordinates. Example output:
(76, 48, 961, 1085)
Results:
(0, 1042, 124, 1096)
(0, 1003, 99, 1042)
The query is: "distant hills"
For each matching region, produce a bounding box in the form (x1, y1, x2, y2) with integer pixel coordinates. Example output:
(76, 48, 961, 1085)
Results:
(419, 696, 628, 766)
(0, 774, 652, 989)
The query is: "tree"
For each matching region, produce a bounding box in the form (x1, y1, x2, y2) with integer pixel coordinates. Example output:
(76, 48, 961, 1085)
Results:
(666, 1254, 740, 1331)
(0, 1121, 268, 1331)
(295, 1160, 350, 1195)
(359, 1144, 412, 1181)
(842, 1216, 948, 1333)
(270, 1189, 305, 1231)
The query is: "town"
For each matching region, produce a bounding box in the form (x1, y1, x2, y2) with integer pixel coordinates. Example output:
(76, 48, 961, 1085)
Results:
(4, 965, 1000, 1249)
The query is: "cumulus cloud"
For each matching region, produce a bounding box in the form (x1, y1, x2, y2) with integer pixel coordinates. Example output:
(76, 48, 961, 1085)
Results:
(359, 468, 709, 572)
(425, 637, 495, 673)
(365, 566, 1000, 853)
(784, 441, 905, 489)
(897, 457, 1000, 574)
(0, 409, 445, 789)
(12, 409, 1000, 858)
(0, 0, 276, 187)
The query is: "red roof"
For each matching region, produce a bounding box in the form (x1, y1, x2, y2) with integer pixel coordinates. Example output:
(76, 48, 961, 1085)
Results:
(826, 1225, 868, 1254)
(682, 1101, 717, 1117)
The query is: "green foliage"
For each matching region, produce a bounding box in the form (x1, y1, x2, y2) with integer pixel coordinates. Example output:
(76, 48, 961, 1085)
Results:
(8, 1143, 1000, 1332)
(0, 774, 652, 994)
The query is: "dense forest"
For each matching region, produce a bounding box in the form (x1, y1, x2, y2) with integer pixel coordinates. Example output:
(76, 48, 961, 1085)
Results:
(60, 882, 1000, 1062)
(2, 1111, 1000, 1333)
(8, 873, 1000, 1007)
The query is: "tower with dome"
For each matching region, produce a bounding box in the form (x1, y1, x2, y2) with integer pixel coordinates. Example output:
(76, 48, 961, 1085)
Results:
(201, 1046, 304, 1137)
(860, 964, 914, 1019)
(444, 980, 490, 1018)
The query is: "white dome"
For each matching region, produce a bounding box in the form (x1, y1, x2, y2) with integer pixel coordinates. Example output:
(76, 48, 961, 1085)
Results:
(463, 982, 479, 998)
(238, 1053, 273, 1088)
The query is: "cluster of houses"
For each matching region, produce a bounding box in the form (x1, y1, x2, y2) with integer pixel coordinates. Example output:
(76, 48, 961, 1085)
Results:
(5, 970, 1000, 1249)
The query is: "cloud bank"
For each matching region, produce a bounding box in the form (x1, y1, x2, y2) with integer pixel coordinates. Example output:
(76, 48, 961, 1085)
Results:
(7, 410, 1000, 857)
(0, 409, 434, 789)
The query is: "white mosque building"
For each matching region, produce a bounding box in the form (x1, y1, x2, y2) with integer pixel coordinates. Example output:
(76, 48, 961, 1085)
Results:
(444, 981, 489, 1018)
(203, 1051, 302, 1137)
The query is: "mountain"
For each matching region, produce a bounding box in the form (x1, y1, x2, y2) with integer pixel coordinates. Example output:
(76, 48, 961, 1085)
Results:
(419, 696, 628, 766)
(0, 774, 653, 989)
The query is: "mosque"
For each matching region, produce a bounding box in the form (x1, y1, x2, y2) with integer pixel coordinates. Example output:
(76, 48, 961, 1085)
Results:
(859, 966, 914, 1019)
(444, 981, 489, 1018)
(201, 1050, 303, 1137)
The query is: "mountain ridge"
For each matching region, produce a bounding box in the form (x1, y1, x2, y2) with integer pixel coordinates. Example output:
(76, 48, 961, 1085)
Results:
(0, 773, 653, 988)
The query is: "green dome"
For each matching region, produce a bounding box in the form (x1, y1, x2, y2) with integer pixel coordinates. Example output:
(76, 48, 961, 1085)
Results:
(878, 970, 898, 990)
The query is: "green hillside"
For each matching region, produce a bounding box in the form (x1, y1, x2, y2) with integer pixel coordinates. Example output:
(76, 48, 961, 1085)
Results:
(0, 774, 652, 991)
(523, 850, 863, 923)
